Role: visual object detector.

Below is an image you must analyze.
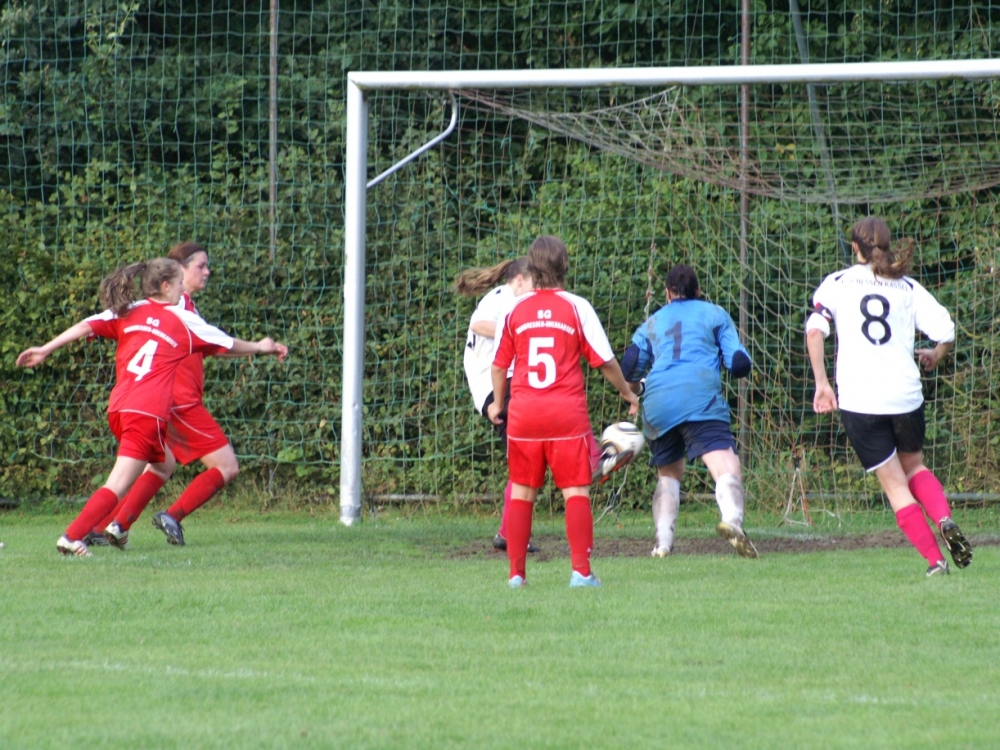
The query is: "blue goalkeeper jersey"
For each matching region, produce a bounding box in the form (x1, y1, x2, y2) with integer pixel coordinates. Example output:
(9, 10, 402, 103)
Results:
(630, 299, 749, 439)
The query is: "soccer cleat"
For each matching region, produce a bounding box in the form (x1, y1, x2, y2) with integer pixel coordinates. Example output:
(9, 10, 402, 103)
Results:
(56, 536, 92, 558)
(103, 521, 130, 550)
(592, 449, 634, 486)
(938, 518, 972, 569)
(509, 575, 526, 589)
(83, 531, 110, 547)
(926, 560, 951, 578)
(569, 571, 601, 588)
(493, 535, 539, 554)
(651, 545, 672, 558)
(716, 521, 759, 559)
(152, 511, 185, 546)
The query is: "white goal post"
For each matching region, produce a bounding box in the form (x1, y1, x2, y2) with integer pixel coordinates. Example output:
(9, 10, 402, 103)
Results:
(340, 59, 1000, 526)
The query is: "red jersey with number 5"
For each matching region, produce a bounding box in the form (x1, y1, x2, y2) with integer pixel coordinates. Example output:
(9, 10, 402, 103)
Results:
(85, 299, 234, 420)
(492, 288, 614, 440)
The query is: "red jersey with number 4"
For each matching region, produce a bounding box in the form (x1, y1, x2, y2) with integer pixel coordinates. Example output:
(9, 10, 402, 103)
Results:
(493, 288, 614, 440)
(85, 299, 234, 420)
(171, 292, 209, 408)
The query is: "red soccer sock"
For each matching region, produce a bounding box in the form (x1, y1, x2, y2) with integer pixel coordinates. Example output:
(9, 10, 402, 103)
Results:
(93, 498, 128, 535)
(895, 503, 944, 565)
(114, 472, 166, 530)
(908, 470, 952, 529)
(565, 495, 593, 577)
(65, 487, 119, 542)
(497, 480, 513, 539)
(167, 467, 226, 522)
(506, 499, 534, 579)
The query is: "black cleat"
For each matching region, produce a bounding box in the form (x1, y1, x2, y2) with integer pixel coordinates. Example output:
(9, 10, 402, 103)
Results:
(492, 534, 539, 553)
(939, 518, 972, 569)
(926, 560, 950, 577)
(152, 511, 185, 546)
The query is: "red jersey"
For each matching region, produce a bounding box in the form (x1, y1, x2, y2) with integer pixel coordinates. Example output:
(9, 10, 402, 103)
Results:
(85, 299, 234, 420)
(171, 292, 208, 408)
(493, 288, 614, 440)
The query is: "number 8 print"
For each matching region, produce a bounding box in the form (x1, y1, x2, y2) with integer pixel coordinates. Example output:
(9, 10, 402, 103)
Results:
(860, 294, 892, 345)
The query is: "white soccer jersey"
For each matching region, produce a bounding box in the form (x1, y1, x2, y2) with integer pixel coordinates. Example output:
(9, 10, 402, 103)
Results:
(463, 284, 518, 411)
(806, 263, 955, 414)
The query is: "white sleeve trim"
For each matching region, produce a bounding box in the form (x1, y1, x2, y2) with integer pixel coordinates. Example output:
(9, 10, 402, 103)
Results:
(805, 312, 830, 336)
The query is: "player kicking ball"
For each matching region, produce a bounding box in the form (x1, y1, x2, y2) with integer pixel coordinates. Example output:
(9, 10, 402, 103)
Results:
(488, 235, 638, 588)
(807, 216, 972, 577)
(620, 264, 757, 559)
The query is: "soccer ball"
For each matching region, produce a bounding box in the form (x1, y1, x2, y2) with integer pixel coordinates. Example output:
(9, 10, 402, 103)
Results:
(599, 421, 645, 462)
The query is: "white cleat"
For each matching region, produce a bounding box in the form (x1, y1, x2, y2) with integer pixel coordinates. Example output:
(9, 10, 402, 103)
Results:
(651, 545, 672, 558)
(716, 522, 759, 559)
(56, 536, 92, 558)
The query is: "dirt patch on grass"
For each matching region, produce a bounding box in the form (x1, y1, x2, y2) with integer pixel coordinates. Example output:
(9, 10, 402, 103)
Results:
(449, 531, 998, 562)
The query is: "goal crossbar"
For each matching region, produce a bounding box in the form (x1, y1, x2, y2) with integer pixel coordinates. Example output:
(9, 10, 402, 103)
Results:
(340, 59, 1000, 525)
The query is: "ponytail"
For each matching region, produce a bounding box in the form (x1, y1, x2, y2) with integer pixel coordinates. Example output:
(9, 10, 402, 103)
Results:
(455, 257, 529, 297)
(99, 262, 147, 317)
(851, 216, 914, 279)
(98, 258, 181, 316)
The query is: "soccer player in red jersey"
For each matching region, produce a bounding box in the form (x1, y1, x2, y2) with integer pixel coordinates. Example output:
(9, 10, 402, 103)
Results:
(16, 258, 284, 557)
(488, 236, 638, 588)
(92, 242, 289, 547)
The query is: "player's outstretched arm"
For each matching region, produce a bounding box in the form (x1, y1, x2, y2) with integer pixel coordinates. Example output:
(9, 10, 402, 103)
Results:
(222, 337, 289, 361)
(805, 328, 838, 413)
(598, 358, 639, 416)
(16, 321, 94, 368)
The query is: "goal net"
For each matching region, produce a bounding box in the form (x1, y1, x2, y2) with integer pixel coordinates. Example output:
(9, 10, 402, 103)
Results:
(347, 66, 1000, 524)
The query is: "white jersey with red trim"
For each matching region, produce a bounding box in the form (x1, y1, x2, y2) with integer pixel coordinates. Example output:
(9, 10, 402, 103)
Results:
(462, 284, 517, 412)
(493, 288, 613, 440)
(85, 299, 234, 420)
(806, 263, 955, 414)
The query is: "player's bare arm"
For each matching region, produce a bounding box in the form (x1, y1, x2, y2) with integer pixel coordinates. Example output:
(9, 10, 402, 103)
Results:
(16, 321, 95, 368)
(223, 337, 289, 361)
(916, 340, 952, 371)
(486, 364, 507, 424)
(597, 358, 639, 416)
(470, 320, 496, 338)
(806, 328, 838, 413)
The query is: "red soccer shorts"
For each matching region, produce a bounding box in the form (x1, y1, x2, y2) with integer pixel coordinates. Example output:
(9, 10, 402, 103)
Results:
(108, 411, 167, 463)
(166, 404, 231, 466)
(508, 434, 593, 489)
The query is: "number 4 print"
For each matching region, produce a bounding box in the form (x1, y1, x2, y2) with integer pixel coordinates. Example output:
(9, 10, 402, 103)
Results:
(126, 340, 159, 381)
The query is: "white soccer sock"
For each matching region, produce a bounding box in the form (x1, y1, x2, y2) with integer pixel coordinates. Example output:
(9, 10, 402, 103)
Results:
(715, 473, 745, 527)
(652, 476, 681, 552)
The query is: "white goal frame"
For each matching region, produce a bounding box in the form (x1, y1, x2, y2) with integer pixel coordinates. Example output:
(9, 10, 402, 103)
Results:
(340, 59, 1000, 525)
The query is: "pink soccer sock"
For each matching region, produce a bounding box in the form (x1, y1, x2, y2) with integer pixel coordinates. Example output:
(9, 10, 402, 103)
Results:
(65, 487, 119, 542)
(895, 503, 945, 566)
(114, 472, 166, 530)
(565, 495, 593, 577)
(506, 499, 533, 580)
(168, 467, 226, 521)
(908, 470, 952, 529)
(497, 480, 513, 539)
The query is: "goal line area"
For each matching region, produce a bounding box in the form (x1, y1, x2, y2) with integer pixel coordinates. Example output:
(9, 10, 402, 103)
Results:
(340, 62, 1000, 525)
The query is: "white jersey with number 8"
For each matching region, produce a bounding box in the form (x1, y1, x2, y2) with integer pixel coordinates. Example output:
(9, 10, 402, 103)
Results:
(806, 263, 955, 415)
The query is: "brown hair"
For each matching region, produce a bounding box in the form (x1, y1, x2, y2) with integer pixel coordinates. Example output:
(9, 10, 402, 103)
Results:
(851, 216, 914, 279)
(98, 258, 181, 317)
(527, 235, 568, 289)
(167, 241, 208, 267)
(454, 256, 529, 297)
(665, 264, 700, 299)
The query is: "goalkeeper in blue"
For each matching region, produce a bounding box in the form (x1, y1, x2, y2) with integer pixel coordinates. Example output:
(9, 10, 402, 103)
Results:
(621, 264, 757, 558)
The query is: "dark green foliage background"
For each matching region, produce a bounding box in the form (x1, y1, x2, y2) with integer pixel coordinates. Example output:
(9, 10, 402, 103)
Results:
(2, 1, 998, 506)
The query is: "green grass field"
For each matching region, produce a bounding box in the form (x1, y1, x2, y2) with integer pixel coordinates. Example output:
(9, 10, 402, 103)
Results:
(2, 505, 999, 749)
